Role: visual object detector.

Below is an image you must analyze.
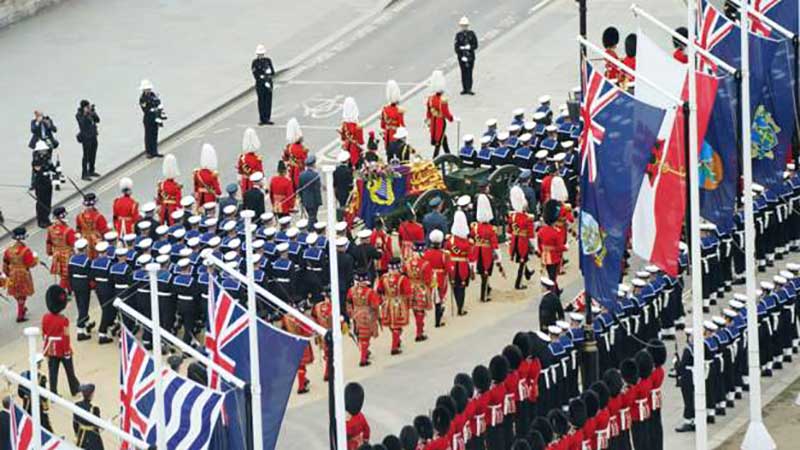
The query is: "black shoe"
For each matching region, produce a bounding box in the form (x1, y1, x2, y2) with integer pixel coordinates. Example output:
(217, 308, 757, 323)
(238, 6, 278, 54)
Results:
(77, 332, 91, 341)
(154, 153, 164, 158)
(716, 407, 726, 416)
(81, 175, 91, 181)
(98, 335, 113, 345)
(258, 121, 268, 126)
(762, 369, 773, 377)
(735, 392, 743, 400)
(707, 415, 716, 424)
(90, 172, 101, 177)
(359, 360, 371, 367)
(265, 120, 274, 125)
(515, 284, 527, 290)
(458, 310, 468, 316)
(467, 91, 476, 95)
(460, 90, 467, 95)
(85, 321, 96, 332)
(703, 306, 710, 313)
(675, 423, 695, 433)
(784, 355, 792, 363)
(663, 334, 676, 341)
(416, 335, 428, 342)
(774, 361, 783, 370)
(726, 400, 734, 408)
(391, 348, 402, 355)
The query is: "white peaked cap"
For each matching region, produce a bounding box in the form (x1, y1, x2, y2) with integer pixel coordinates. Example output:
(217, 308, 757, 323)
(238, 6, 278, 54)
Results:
(550, 176, 568, 202)
(337, 151, 350, 163)
(430, 70, 446, 93)
(539, 95, 552, 104)
(535, 150, 548, 159)
(486, 118, 498, 127)
(342, 97, 360, 122)
(139, 79, 153, 90)
(429, 229, 444, 244)
(457, 195, 471, 207)
(180, 196, 195, 207)
(285, 117, 303, 143)
(395, 127, 408, 139)
(532, 112, 546, 121)
(497, 131, 510, 141)
(162, 154, 180, 178)
(141, 202, 156, 213)
(305, 233, 319, 245)
(451, 210, 470, 238)
(386, 79, 401, 104)
(513, 108, 525, 116)
(463, 134, 475, 143)
(200, 143, 218, 170)
(242, 127, 261, 152)
(476, 193, 493, 223)
(459, 16, 469, 26)
(552, 153, 566, 163)
(119, 177, 133, 192)
(510, 185, 527, 213)
(75, 239, 88, 250)
(255, 44, 266, 55)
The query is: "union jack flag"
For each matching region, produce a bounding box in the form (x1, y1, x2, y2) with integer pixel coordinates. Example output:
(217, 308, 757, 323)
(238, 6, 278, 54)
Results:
(205, 278, 249, 390)
(119, 327, 156, 448)
(579, 61, 620, 183)
(8, 403, 74, 450)
(696, 0, 735, 73)
(748, 0, 781, 37)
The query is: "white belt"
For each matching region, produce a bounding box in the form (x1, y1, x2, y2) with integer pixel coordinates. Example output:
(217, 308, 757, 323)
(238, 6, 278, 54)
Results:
(177, 295, 193, 301)
(72, 274, 88, 279)
(94, 277, 109, 282)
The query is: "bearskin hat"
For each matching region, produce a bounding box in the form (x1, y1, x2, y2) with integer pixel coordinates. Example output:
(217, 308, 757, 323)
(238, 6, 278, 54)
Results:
(590, 380, 610, 409)
(547, 409, 569, 436)
(187, 361, 208, 385)
(636, 349, 654, 378)
(603, 368, 624, 397)
(528, 430, 546, 450)
(602, 26, 620, 48)
(413, 415, 433, 440)
(531, 416, 553, 443)
(399, 425, 419, 450)
(502, 345, 523, 370)
(472, 365, 491, 393)
(568, 398, 587, 428)
(648, 338, 667, 367)
(277, 159, 287, 174)
(432, 407, 451, 436)
(450, 384, 468, 414)
(542, 199, 561, 226)
(513, 332, 532, 359)
(673, 26, 688, 49)
(45, 285, 68, 314)
(489, 355, 509, 383)
(453, 372, 474, 398)
(625, 33, 637, 58)
(511, 439, 532, 450)
(345, 382, 365, 415)
(620, 358, 640, 385)
(528, 331, 547, 360)
(581, 390, 599, 418)
(382, 435, 401, 450)
(435, 395, 457, 420)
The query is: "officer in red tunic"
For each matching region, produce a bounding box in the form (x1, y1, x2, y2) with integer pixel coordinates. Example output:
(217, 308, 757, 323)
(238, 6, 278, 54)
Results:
(377, 258, 412, 355)
(156, 154, 182, 225)
(345, 382, 370, 450)
(42, 284, 82, 396)
(76, 193, 109, 259)
(602, 27, 621, 80)
(112, 178, 140, 235)
(398, 215, 425, 261)
(423, 230, 450, 328)
(281, 305, 314, 394)
(312, 290, 333, 380)
(620, 33, 637, 89)
(46, 206, 76, 290)
(507, 186, 535, 290)
(405, 242, 434, 342)
(4, 227, 38, 322)
(672, 27, 688, 64)
(471, 194, 500, 303)
(238, 127, 264, 194)
(381, 79, 406, 152)
(446, 210, 474, 317)
(537, 200, 568, 290)
(283, 118, 308, 188)
(269, 161, 295, 216)
(340, 97, 365, 168)
(426, 70, 455, 157)
(347, 271, 381, 366)
(194, 143, 222, 207)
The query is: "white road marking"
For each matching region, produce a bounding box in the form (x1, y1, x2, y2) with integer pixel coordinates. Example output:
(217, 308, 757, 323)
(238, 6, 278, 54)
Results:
(286, 80, 418, 86)
(212, 127, 231, 134)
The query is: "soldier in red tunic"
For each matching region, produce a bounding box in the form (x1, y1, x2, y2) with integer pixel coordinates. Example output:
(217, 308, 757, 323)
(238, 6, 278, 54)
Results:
(340, 97, 364, 168)
(381, 80, 406, 152)
(75, 193, 108, 259)
(423, 230, 451, 328)
(269, 161, 295, 216)
(112, 177, 140, 235)
(369, 217, 393, 277)
(405, 242, 434, 342)
(46, 207, 76, 290)
(4, 227, 38, 322)
(426, 70, 455, 157)
(377, 258, 412, 355)
(345, 382, 370, 450)
(156, 154, 182, 225)
(194, 143, 222, 207)
(446, 210, 474, 316)
(42, 284, 81, 395)
(238, 127, 264, 194)
(281, 306, 314, 394)
(398, 215, 425, 261)
(602, 27, 621, 81)
(538, 200, 568, 290)
(471, 194, 500, 303)
(507, 186, 535, 290)
(311, 290, 333, 381)
(347, 271, 381, 366)
(283, 117, 308, 188)
(672, 27, 688, 64)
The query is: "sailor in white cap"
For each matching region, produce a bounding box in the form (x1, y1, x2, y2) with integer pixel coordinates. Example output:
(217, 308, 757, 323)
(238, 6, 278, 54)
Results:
(484, 118, 498, 143)
(459, 134, 477, 166)
(382, 80, 406, 152)
(139, 79, 165, 158)
(252, 44, 275, 125)
(532, 149, 553, 196)
(69, 238, 95, 340)
(512, 108, 526, 127)
(427, 70, 455, 157)
(333, 151, 354, 208)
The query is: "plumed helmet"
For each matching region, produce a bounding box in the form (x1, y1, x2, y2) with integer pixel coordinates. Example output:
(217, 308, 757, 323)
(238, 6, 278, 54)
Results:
(201, 143, 218, 170)
(386, 79, 402, 104)
(119, 177, 133, 193)
(568, 398, 587, 428)
(531, 416, 554, 443)
(620, 358, 640, 385)
(285, 117, 303, 143)
(648, 338, 667, 367)
(674, 26, 688, 49)
(510, 185, 527, 213)
(399, 425, 419, 450)
(590, 380, 610, 409)
(528, 431, 545, 450)
(450, 384, 468, 413)
(45, 284, 68, 314)
(550, 176, 568, 202)
(511, 439, 532, 450)
(413, 415, 433, 440)
(489, 355, 509, 383)
(451, 210, 470, 238)
(472, 365, 491, 393)
(636, 349, 654, 378)
(625, 33, 637, 58)
(513, 332, 532, 358)
(502, 345, 523, 370)
(602, 26, 620, 48)
(435, 395, 457, 420)
(581, 389, 599, 418)
(430, 70, 446, 93)
(476, 193, 494, 223)
(345, 382, 365, 415)
(343, 96, 360, 122)
(432, 407, 451, 436)
(382, 435, 401, 450)
(547, 409, 569, 436)
(162, 154, 180, 179)
(242, 127, 261, 151)
(603, 368, 624, 397)
(542, 199, 561, 225)
(453, 372, 474, 398)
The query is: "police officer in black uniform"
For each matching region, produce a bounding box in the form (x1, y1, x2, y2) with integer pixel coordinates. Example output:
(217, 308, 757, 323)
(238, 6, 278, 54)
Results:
(139, 79, 165, 159)
(73, 384, 104, 450)
(69, 239, 94, 341)
(252, 44, 276, 125)
(173, 258, 200, 346)
(454, 16, 478, 95)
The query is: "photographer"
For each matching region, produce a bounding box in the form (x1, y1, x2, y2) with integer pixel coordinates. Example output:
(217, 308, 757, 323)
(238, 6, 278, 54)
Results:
(76, 100, 101, 180)
(139, 79, 166, 159)
(28, 111, 58, 189)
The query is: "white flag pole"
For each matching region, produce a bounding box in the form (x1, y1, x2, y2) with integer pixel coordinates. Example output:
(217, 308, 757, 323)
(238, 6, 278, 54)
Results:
(323, 164, 348, 450)
(23, 327, 42, 450)
(241, 209, 265, 450)
(147, 263, 167, 450)
(739, 1, 776, 448)
(685, 2, 708, 448)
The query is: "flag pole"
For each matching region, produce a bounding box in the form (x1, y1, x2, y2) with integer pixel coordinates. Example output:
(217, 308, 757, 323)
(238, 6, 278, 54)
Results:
(23, 327, 42, 450)
(242, 209, 265, 450)
(738, 0, 776, 448)
(147, 263, 167, 450)
(323, 164, 348, 450)
(686, 2, 708, 448)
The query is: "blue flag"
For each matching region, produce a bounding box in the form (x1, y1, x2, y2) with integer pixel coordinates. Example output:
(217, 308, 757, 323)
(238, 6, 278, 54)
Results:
(748, 0, 798, 38)
(700, 74, 740, 227)
(579, 62, 666, 306)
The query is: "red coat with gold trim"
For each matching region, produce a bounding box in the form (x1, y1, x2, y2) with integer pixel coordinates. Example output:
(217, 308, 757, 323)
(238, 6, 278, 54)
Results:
(536, 224, 566, 265)
(470, 222, 498, 275)
(397, 220, 424, 260)
(369, 229, 393, 273)
(347, 285, 381, 339)
(3, 242, 36, 298)
(156, 178, 182, 225)
(283, 142, 308, 188)
(76, 208, 109, 258)
(422, 247, 450, 300)
(46, 221, 75, 280)
(281, 313, 314, 365)
(507, 212, 535, 261)
(426, 93, 453, 145)
(193, 168, 221, 206)
(445, 235, 474, 284)
(340, 121, 364, 167)
(112, 194, 139, 235)
(269, 174, 295, 214)
(404, 253, 433, 311)
(237, 151, 263, 193)
(380, 103, 405, 147)
(376, 271, 411, 329)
